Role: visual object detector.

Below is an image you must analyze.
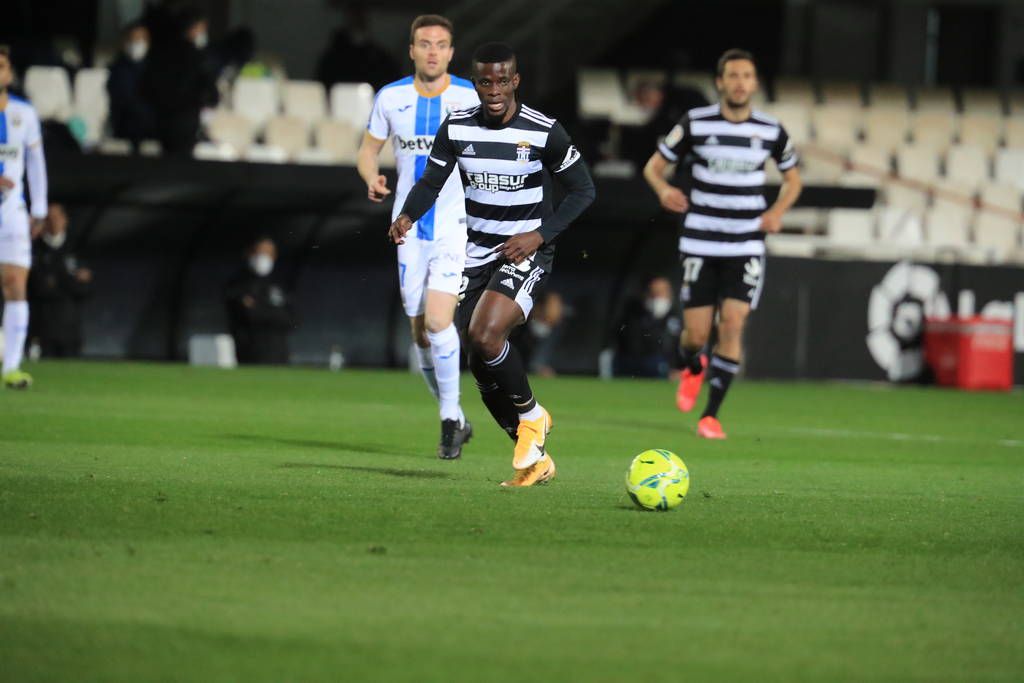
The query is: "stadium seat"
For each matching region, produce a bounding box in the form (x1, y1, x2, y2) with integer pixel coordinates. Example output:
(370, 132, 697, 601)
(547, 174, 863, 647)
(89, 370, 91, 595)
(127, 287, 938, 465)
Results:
(294, 147, 334, 165)
(282, 80, 327, 127)
(826, 208, 875, 246)
(885, 183, 929, 212)
(1003, 119, 1024, 148)
(315, 119, 359, 163)
(232, 77, 279, 130)
(973, 213, 1021, 253)
(578, 69, 625, 120)
(960, 88, 1005, 115)
(979, 183, 1023, 213)
(73, 67, 109, 146)
(931, 177, 976, 212)
(193, 141, 240, 161)
(98, 138, 132, 155)
(761, 103, 810, 144)
(244, 144, 288, 163)
(944, 145, 990, 190)
(206, 110, 255, 154)
(994, 149, 1024, 189)
(958, 113, 1002, 153)
(819, 80, 863, 107)
(24, 66, 73, 121)
(924, 206, 971, 249)
(1010, 90, 1024, 116)
(877, 206, 925, 246)
(914, 86, 955, 112)
(771, 77, 816, 106)
(800, 154, 843, 183)
(139, 139, 162, 157)
(862, 107, 908, 151)
(812, 105, 861, 153)
(839, 171, 884, 189)
(896, 145, 941, 183)
(265, 115, 310, 159)
(850, 145, 892, 175)
(330, 82, 375, 129)
(911, 111, 956, 149)
(867, 82, 910, 109)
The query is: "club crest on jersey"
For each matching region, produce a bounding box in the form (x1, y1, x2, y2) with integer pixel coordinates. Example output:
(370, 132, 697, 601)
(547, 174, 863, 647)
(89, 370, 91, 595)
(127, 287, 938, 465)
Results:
(516, 141, 532, 163)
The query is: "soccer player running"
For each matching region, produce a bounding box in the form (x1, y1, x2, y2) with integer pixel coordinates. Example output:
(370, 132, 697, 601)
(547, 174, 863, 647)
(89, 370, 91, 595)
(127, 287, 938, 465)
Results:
(358, 15, 479, 459)
(389, 43, 595, 486)
(0, 46, 49, 389)
(643, 49, 802, 439)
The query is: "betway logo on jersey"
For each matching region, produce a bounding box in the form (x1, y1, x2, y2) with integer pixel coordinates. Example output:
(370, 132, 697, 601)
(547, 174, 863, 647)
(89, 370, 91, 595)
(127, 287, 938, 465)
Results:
(394, 135, 434, 154)
(0, 144, 20, 162)
(466, 171, 529, 193)
(706, 157, 761, 174)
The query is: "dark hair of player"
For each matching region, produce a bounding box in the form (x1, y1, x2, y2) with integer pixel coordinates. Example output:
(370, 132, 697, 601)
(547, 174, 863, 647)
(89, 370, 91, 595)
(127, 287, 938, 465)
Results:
(472, 42, 516, 69)
(409, 14, 454, 45)
(716, 48, 755, 77)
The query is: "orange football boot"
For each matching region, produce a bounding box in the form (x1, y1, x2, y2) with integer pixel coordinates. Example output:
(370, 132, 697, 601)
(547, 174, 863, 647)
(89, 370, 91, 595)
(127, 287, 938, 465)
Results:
(500, 454, 557, 487)
(512, 407, 553, 470)
(676, 355, 708, 412)
(696, 416, 727, 439)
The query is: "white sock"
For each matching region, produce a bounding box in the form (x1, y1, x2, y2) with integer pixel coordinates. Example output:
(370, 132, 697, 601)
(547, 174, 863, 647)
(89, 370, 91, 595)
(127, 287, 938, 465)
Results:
(415, 345, 439, 399)
(519, 403, 543, 422)
(427, 324, 461, 422)
(3, 301, 29, 374)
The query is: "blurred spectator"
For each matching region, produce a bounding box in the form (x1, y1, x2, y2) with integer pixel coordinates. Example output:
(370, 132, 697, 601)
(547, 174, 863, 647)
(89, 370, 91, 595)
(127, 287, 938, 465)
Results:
(107, 21, 157, 149)
(225, 237, 296, 365)
(514, 291, 566, 377)
(623, 77, 708, 169)
(28, 205, 92, 358)
(614, 276, 681, 378)
(139, 5, 217, 156)
(315, 3, 399, 91)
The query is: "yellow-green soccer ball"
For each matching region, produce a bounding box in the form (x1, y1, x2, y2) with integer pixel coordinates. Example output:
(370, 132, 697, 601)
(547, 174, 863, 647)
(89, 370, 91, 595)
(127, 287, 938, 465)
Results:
(626, 449, 690, 511)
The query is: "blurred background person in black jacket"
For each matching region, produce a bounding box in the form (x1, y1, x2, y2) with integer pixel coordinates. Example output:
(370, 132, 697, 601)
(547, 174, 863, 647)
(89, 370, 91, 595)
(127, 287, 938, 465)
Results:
(107, 21, 157, 151)
(613, 275, 680, 378)
(225, 236, 296, 365)
(28, 204, 93, 358)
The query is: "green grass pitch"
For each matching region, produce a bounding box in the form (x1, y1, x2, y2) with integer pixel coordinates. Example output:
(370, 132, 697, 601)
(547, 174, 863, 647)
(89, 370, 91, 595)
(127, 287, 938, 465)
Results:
(1, 361, 1022, 681)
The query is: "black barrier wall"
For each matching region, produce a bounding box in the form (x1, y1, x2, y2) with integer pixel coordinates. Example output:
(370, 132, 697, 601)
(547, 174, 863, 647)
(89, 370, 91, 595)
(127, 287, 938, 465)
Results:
(44, 154, 1020, 384)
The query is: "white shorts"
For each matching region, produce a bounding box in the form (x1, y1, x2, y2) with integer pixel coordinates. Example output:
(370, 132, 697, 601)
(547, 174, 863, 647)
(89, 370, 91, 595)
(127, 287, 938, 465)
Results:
(0, 202, 32, 269)
(396, 230, 467, 317)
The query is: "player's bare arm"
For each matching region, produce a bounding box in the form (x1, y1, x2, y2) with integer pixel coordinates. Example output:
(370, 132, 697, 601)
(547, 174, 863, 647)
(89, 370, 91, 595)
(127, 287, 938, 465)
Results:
(357, 131, 391, 203)
(760, 167, 802, 233)
(643, 151, 688, 214)
(388, 213, 413, 244)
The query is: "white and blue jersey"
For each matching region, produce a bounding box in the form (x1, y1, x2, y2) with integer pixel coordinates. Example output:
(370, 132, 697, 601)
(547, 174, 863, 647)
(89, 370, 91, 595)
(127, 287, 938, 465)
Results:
(367, 74, 478, 241)
(0, 95, 48, 269)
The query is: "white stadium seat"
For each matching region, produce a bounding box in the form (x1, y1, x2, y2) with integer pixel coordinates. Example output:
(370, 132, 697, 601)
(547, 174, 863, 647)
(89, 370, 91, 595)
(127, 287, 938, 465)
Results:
(973, 213, 1021, 253)
(826, 209, 875, 246)
(73, 67, 109, 146)
(24, 66, 73, 121)
(849, 145, 892, 175)
(232, 77, 279, 129)
(868, 82, 910, 109)
(877, 206, 925, 246)
(911, 111, 956, 149)
(330, 82, 375, 129)
(945, 145, 990, 190)
(244, 144, 288, 163)
(885, 183, 929, 212)
(1003, 119, 1024, 148)
(265, 115, 310, 159)
(960, 89, 1004, 115)
(914, 86, 954, 112)
(771, 77, 815, 106)
(315, 119, 360, 163)
(994, 149, 1024, 189)
(578, 69, 625, 120)
(862, 106, 908, 151)
(294, 147, 334, 165)
(206, 110, 254, 154)
(925, 207, 971, 249)
(979, 183, 1022, 213)
(282, 80, 327, 127)
(761, 102, 810, 144)
(958, 113, 1002, 153)
(819, 81, 862, 107)
(896, 145, 941, 183)
(812, 105, 861, 153)
(839, 171, 884, 189)
(193, 141, 240, 161)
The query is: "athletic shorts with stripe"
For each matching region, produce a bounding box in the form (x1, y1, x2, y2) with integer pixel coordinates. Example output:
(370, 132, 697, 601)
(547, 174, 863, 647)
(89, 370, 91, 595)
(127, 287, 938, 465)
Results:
(679, 253, 766, 310)
(455, 257, 548, 333)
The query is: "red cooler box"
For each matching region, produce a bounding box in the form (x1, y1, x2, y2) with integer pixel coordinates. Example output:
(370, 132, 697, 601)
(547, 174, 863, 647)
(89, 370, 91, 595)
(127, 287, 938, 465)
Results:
(924, 316, 1014, 391)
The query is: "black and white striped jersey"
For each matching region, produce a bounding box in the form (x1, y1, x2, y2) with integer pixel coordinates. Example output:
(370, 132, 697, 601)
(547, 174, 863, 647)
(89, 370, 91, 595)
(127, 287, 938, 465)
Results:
(658, 103, 799, 258)
(419, 103, 588, 270)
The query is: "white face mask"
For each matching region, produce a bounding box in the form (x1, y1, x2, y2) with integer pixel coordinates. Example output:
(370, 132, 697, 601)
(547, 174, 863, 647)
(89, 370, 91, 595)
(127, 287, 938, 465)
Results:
(128, 40, 149, 61)
(645, 297, 673, 319)
(194, 32, 209, 49)
(42, 231, 67, 249)
(249, 254, 274, 276)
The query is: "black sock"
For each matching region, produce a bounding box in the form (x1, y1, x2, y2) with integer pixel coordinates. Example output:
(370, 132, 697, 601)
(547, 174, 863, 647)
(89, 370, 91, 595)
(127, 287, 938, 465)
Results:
(469, 354, 519, 440)
(702, 354, 739, 419)
(679, 345, 705, 374)
(483, 340, 537, 415)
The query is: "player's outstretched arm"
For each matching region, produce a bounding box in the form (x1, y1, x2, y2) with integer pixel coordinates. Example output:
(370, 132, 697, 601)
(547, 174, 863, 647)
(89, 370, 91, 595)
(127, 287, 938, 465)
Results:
(643, 151, 688, 214)
(357, 131, 390, 203)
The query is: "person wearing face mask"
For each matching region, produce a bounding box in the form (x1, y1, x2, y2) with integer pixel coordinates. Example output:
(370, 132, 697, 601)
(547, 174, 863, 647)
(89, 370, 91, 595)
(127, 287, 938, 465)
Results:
(139, 6, 218, 157)
(613, 276, 681, 379)
(107, 21, 157, 150)
(224, 237, 296, 365)
(27, 205, 92, 358)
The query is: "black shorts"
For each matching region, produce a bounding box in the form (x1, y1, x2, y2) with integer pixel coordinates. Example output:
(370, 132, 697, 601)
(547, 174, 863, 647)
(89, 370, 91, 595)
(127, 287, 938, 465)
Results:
(679, 253, 766, 309)
(456, 259, 549, 333)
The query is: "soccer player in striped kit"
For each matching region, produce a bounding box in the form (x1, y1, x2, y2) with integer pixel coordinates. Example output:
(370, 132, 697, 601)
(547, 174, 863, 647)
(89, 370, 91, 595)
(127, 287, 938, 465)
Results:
(643, 49, 802, 439)
(358, 15, 479, 459)
(390, 43, 595, 487)
(0, 45, 49, 390)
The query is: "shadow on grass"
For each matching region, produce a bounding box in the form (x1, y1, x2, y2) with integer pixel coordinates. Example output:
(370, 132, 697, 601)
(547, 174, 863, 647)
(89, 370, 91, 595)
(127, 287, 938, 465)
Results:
(277, 462, 451, 479)
(221, 433, 395, 455)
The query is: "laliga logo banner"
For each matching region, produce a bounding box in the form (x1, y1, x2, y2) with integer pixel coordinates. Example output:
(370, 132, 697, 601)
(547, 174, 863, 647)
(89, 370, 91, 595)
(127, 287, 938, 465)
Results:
(866, 261, 950, 381)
